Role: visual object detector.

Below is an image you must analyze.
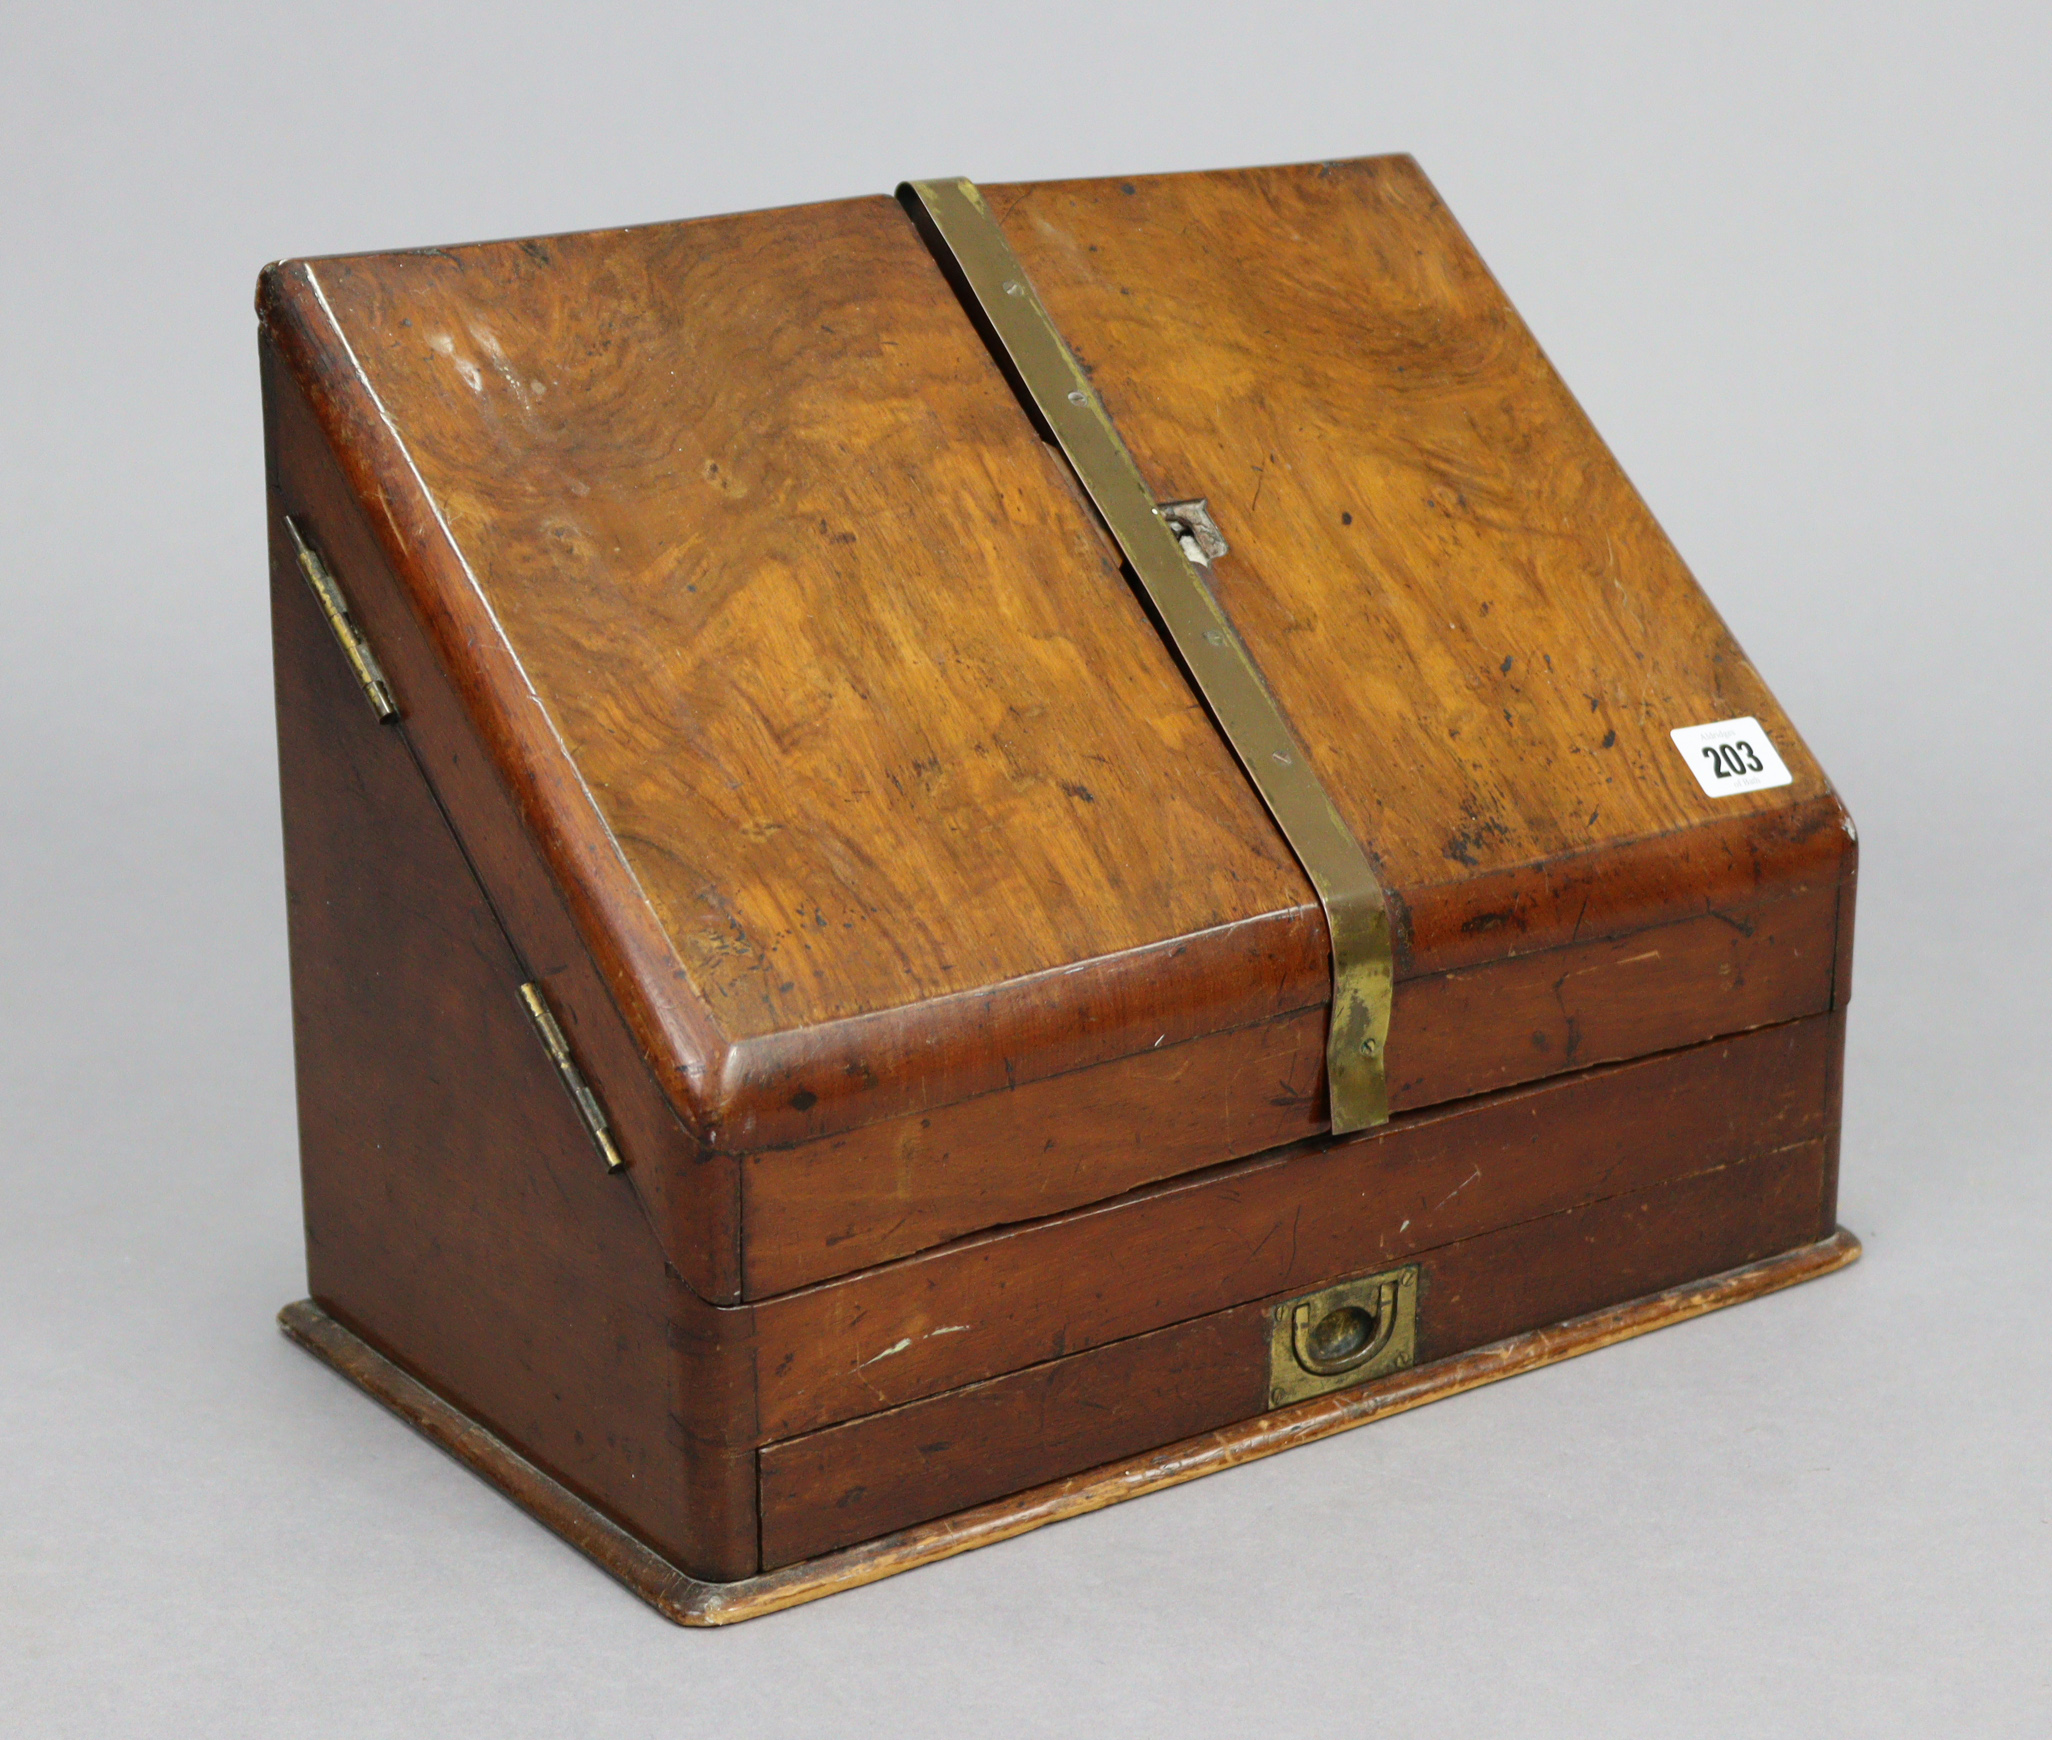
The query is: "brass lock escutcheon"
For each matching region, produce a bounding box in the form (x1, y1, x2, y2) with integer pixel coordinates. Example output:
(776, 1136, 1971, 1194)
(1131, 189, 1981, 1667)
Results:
(1268, 1265, 1419, 1408)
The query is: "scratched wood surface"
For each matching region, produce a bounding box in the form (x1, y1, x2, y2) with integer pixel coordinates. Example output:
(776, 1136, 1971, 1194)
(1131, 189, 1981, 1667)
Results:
(267, 198, 1325, 1132)
(986, 156, 1849, 970)
(742, 869, 1839, 1292)
(750, 1012, 1838, 1440)
(260, 161, 1853, 1182)
(757, 1136, 1833, 1566)
(269, 469, 761, 1578)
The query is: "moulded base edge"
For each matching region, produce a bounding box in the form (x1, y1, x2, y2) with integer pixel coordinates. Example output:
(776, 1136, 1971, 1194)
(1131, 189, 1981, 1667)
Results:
(278, 1224, 1860, 1626)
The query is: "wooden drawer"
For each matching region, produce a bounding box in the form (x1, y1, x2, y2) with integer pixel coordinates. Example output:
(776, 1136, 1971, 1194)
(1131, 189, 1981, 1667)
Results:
(749, 1014, 1841, 1441)
(760, 1135, 1832, 1568)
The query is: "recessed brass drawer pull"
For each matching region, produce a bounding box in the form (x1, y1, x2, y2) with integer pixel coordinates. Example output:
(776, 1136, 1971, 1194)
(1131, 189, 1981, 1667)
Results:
(1269, 1265, 1419, 1407)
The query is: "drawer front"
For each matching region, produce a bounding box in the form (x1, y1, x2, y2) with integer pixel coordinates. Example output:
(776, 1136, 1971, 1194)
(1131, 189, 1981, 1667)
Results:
(743, 871, 1843, 1296)
(752, 1013, 1840, 1442)
(758, 1133, 1833, 1569)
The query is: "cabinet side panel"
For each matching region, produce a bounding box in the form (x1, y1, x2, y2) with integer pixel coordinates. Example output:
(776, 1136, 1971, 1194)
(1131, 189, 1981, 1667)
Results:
(268, 466, 757, 1577)
(263, 340, 743, 1303)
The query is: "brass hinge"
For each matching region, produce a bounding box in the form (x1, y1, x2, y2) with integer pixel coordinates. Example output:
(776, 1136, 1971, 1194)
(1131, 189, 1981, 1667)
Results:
(283, 515, 398, 721)
(518, 981, 626, 1174)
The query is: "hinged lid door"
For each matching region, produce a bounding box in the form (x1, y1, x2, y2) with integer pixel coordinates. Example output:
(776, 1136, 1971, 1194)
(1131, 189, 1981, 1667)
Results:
(260, 162, 1852, 1300)
(977, 158, 1850, 981)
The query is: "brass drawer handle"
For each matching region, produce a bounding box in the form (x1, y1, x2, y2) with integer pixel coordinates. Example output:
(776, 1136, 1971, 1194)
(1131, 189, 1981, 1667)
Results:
(1269, 1265, 1420, 1407)
(1290, 1278, 1401, 1376)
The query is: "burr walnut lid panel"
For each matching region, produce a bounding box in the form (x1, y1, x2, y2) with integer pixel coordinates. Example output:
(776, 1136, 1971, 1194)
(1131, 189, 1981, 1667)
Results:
(982, 158, 1844, 970)
(259, 159, 1852, 1294)
(264, 196, 1324, 1148)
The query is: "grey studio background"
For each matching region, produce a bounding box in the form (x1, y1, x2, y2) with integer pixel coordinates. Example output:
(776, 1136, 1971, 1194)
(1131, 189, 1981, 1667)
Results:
(3, 2, 2047, 1733)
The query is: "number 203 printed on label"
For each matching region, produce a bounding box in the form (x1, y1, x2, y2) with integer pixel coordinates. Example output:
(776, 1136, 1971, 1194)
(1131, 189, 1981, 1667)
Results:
(1669, 716, 1793, 797)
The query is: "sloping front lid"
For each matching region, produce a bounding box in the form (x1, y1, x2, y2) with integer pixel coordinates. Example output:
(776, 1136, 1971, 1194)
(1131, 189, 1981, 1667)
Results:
(981, 158, 1845, 977)
(268, 193, 1329, 1148)
(260, 160, 1849, 1254)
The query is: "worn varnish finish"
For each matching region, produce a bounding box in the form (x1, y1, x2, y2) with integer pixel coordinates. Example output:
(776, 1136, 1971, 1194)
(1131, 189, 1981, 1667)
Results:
(265, 157, 1858, 1615)
(748, 1013, 1839, 1439)
(269, 486, 757, 1577)
(261, 198, 1320, 1139)
(743, 871, 1839, 1292)
(757, 1137, 1832, 1566)
(986, 157, 1846, 969)
(281, 1229, 1861, 1623)
(259, 160, 1854, 1307)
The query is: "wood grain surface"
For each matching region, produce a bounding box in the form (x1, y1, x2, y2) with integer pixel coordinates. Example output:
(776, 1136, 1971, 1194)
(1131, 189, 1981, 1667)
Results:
(259, 160, 1855, 1209)
(268, 472, 759, 1576)
(985, 156, 1851, 969)
(757, 1136, 1833, 1565)
(750, 1012, 1839, 1438)
(742, 868, 1840, 1292)
(261, 198, 1323, 1136)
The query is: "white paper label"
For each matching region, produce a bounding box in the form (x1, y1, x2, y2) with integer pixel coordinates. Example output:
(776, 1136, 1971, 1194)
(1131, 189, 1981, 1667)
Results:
(1669, 716, 1792, 796)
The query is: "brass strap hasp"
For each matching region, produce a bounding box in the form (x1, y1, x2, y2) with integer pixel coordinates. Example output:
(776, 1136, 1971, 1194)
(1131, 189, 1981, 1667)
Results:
(900, 177, 1393, 1132)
